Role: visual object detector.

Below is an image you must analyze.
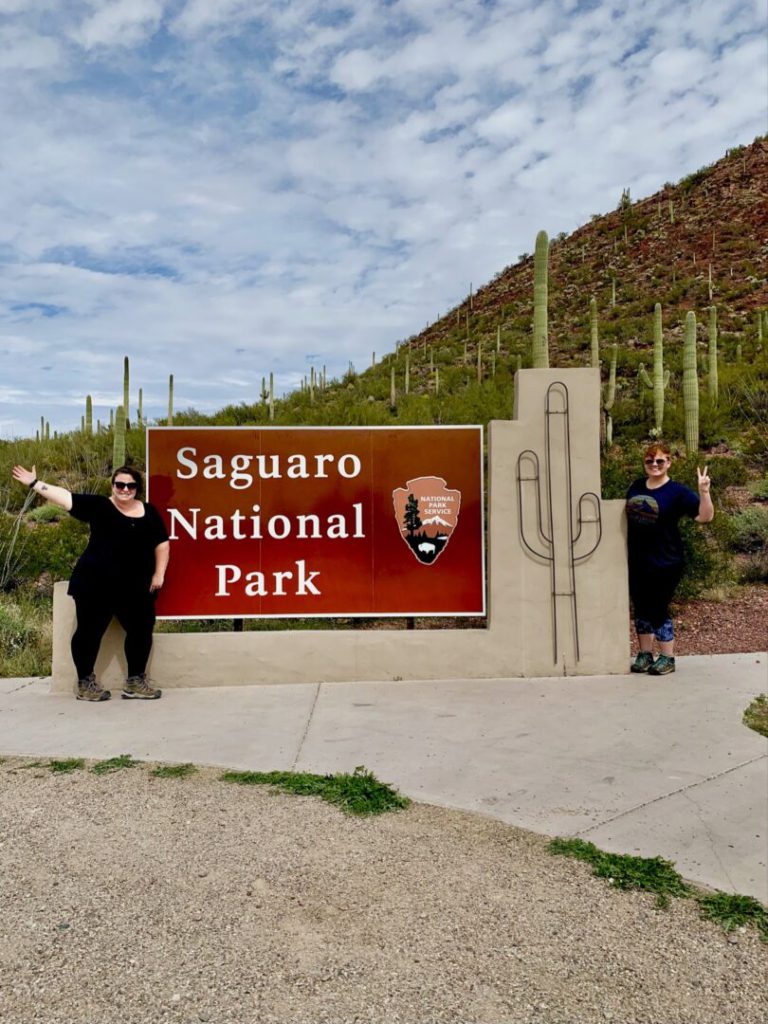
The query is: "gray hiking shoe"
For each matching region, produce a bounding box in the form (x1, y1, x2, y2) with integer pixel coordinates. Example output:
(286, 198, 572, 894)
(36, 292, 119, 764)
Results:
(648, 655, 676, 676)
(630, 651, 655, 673)
(76, 673, 111, 702)
(122, 673, 162, 700)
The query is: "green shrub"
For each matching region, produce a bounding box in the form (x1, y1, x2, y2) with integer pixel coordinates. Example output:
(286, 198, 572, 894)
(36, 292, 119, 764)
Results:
(28, 503, 67, 523)
(17, 517, 89, 583)
(677, 519, 733, 600)
(0, 601, 39, 659)
(747, 477, 768, 501)
(729, 507, 768, 553)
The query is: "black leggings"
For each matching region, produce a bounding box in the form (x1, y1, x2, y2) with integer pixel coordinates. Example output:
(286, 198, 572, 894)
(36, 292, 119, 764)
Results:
(628, 563, 683, 631)
(71, 591, 156, 679)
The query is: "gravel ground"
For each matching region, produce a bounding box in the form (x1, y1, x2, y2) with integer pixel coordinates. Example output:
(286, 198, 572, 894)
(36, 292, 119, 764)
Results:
(1, 759, 765, 1024)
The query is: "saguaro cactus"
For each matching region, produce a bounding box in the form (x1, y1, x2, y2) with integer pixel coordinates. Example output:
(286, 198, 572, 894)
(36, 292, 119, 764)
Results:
(113, 405, 126, 467)
(85, 395, 93, 435)
(638, 303, 669, 433)
(137, 388, 143, 427)
(168, 374, 174, 426)
(390, 365, 396, 410)
(589, 297, 599, 368)
(683, 311, 699, 453)
(603, 344, 618, 446)
(123, 356, 130, 428)
(532, 230, 549, 368)
(708, 306, 719, 405)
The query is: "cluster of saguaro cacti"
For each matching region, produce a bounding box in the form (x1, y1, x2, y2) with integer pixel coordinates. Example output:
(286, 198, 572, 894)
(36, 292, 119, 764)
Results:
(602, 344, 618, 446)
(638, 303, 670, 433)
(113, 405, 126, 467)
(532, 230, 549, 368)
(682, 311, 699, 453)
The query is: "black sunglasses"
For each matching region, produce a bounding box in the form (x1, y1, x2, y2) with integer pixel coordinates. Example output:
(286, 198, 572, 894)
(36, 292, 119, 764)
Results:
(113, 481, 138, 491)
(644, 458, 668, 466)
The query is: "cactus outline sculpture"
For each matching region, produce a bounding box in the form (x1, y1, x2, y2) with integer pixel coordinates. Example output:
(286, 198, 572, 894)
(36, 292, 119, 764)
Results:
(516, 382, 602, 665)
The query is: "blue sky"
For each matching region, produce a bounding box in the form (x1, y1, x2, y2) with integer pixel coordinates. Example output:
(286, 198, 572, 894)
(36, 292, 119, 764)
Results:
(1, 0, 765, 438)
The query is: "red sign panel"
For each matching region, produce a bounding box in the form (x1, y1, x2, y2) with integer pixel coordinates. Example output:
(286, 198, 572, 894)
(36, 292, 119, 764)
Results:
(146, 426, 485, 618)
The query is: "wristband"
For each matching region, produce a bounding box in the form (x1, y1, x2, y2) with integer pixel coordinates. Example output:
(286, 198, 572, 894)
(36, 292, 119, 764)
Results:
(29, 478, 38, 489)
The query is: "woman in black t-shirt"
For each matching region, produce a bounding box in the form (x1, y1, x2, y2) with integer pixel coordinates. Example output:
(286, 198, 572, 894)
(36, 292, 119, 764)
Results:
(12, 463, 170, 702)
(625, 443, 713, 676)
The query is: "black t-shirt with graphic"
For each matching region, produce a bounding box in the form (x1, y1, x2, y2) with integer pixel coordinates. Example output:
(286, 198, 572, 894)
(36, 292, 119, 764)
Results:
(625, 479, 700, 570)
(67, 494, 169, 597)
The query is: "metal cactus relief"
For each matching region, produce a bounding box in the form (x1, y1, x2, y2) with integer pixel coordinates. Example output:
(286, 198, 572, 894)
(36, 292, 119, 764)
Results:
(517, 382, 603, 665)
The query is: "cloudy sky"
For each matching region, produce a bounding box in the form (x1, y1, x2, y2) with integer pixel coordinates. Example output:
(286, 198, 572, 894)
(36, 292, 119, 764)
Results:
(1, 0, 765, 438)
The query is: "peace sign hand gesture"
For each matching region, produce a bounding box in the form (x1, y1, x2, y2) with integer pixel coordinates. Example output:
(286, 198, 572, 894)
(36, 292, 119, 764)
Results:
(697, 465, 711, 493)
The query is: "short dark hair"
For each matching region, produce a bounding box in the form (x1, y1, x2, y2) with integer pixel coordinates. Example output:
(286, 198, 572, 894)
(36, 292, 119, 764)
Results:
(111, 465, 143, 495)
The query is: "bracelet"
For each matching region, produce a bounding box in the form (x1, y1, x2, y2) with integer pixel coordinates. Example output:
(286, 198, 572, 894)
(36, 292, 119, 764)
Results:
(29, 478, 38, 489)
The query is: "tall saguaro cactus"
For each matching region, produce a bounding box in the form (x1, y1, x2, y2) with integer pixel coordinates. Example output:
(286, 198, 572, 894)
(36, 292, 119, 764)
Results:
(638, 303, 669, 433)
(603, 344, 618, 446)
(85, 395, 93, 435)
(532, 230, 549, 368)
(708, 306, 719, 405)
(113, 405, 126, 468)
(683, 311, 699, 453)
(123, 356, 130, 428)
(589, 296, 599, 368)
(168, 374, 174, 426)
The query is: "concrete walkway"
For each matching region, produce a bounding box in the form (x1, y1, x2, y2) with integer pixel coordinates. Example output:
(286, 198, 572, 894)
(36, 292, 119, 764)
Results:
(1, 652, 766, 902)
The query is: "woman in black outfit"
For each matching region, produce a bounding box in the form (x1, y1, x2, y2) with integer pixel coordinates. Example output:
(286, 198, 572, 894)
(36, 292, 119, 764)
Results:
(12, 463, 170, 701)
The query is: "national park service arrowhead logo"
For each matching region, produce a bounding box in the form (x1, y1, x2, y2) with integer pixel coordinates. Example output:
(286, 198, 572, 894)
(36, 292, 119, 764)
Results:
(392, 477, 461, 565)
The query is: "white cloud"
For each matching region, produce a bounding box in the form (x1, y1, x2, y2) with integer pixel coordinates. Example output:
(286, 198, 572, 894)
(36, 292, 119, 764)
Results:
(0, 0, 765, 436)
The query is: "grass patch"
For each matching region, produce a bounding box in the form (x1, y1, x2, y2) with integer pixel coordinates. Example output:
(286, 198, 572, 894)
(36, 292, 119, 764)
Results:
(47, 758, 85, 774)
(549, 837, 691, 907)
(697, 891, 768, 941)
(14, 760, 44, 769)
(743, 693, 768, 738)
(150, 762, 198, 779)
(91, 753, 140, 775)
(220, 764, 410, 816)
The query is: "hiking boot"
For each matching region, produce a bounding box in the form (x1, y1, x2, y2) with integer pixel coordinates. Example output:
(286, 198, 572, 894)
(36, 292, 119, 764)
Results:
(630, 651, 655, 673)
(76, 673, 111, 702)
(122, 673, 162, 700)
(648, 655, 676, 676)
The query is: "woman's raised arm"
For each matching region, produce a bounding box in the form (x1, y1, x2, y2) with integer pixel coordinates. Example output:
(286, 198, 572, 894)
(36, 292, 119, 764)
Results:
(12, 464, 73, 511)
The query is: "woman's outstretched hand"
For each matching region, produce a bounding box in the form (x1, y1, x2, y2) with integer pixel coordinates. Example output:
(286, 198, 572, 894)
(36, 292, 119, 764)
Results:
(697, 465, 711, 494)
(12, 464, 36, 487)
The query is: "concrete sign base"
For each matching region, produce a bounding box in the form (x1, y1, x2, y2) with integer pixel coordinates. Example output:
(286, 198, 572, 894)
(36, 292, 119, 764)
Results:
(51, 368, 630, 691)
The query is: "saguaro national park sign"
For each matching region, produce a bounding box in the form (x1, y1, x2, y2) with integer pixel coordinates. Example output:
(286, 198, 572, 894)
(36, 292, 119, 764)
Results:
(146, 426, 485, 618)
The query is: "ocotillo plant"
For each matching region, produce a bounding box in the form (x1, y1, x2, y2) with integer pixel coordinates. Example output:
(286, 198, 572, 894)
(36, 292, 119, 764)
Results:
(113, 405, 126, 468)
(269, 372, 274, 421)
(683, 311, 699, 453)
(603, 344, 618, 446)
(404, 352, 410, 394)
(123, 356, 130, 428)
(708, 306, 719, 405)
(532, 230, 549, 368)
(476, 341, 483, 384)
(589, 297, 599, 368)
(85, 395, 93, 435)
(168, 374, 174, 426)
(638, 303, 669, 433)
